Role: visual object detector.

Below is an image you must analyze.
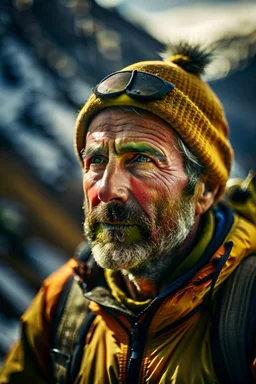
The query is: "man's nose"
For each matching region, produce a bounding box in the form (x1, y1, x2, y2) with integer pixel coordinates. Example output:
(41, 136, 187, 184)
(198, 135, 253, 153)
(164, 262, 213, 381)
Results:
(97, 163, 129, 203)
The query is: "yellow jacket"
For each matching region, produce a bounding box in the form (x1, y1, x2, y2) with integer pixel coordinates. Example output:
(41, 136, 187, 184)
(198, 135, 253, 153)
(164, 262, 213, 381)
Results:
(1, 203, 256, 384)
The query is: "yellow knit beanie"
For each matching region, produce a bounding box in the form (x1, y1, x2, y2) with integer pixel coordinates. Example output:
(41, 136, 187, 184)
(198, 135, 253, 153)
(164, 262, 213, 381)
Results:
(75, 43, 233, 200)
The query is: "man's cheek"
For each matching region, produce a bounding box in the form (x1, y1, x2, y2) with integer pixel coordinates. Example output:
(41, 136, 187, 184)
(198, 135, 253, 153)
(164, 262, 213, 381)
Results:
(84, 184, 101, 208)
(130, 178, 152, 206)
(130, 178, 159, 218)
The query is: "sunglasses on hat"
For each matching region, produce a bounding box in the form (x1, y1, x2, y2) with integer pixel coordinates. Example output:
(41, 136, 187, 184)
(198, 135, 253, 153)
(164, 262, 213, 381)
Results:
(93, 70, 175, 100)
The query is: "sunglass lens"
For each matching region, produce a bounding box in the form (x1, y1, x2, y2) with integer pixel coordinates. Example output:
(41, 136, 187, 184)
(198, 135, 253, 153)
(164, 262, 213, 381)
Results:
(96, 72, 131, 95)
(130, 73, 164, 96)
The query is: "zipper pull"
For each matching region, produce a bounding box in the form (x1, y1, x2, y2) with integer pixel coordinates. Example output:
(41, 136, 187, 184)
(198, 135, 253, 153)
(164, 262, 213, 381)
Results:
(130, 322, 140, 359)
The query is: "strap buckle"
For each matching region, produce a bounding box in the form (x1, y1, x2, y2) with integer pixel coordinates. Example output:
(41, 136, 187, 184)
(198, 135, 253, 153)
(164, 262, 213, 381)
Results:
(50, 348, 71, 384)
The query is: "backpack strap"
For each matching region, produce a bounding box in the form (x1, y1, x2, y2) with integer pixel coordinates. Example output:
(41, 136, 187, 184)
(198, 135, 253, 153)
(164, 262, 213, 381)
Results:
(50, 276, 95, 384)
(50, 243, 103, 384)
(212, 254, 256, 383)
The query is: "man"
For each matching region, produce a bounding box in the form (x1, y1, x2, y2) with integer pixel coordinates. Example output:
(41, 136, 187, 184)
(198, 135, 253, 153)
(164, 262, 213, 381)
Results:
(1, 43, 256, 383)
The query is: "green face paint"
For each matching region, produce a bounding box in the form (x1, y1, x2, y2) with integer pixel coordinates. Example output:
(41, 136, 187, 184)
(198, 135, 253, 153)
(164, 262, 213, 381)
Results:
(95, 223, 104, 234)
(125, 226, 142, 245)
(94, 223, 143, 245)
(116, 141, 167, 164)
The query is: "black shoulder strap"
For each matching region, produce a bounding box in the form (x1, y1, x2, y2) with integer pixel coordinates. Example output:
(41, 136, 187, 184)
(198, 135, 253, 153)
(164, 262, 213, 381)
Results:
(212, 254, 256, 383)
(50, 276, 95, 384)
(50, 243, 101, 384)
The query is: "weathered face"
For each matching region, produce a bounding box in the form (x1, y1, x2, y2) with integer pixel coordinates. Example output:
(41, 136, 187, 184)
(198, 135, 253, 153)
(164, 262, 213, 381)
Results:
(82, 108, 196, 272)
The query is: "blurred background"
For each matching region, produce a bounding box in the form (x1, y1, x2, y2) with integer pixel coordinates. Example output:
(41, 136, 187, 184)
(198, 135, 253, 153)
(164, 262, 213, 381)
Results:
(0, 0, 255, 364)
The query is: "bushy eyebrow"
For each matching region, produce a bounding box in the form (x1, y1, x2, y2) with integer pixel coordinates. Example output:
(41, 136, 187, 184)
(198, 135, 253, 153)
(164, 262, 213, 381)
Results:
(82, 147, 107, 159)
(117, 142, 167, 163)
(82, 142, 167, 164)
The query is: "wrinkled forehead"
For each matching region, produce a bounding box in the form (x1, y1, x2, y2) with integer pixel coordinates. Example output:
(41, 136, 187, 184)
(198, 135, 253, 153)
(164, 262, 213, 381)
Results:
(87, 106, 151, 131)
(86, 106, 178, 143)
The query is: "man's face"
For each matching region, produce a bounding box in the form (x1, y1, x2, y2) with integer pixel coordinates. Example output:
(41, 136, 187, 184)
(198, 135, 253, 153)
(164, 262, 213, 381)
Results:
(82, 108, 196, 271)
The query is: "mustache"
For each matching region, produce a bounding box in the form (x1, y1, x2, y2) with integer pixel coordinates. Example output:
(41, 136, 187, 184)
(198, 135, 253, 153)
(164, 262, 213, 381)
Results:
(85, 203, 151, 229)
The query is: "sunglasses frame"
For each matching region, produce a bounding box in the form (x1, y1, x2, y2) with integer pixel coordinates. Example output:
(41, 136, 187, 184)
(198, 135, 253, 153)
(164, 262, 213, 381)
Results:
(93, 70, 175, 101)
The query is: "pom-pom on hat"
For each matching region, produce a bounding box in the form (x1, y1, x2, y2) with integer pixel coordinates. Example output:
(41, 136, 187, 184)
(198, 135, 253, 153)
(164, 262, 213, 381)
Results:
(75, 42, 233, 201)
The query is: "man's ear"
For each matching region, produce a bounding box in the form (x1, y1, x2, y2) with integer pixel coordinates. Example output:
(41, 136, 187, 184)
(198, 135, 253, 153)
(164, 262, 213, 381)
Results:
(195, 181, 219, 216)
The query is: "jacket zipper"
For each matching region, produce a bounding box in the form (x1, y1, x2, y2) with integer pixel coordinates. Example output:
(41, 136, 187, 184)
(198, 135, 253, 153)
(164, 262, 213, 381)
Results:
(83, 292, 150, 383)
(125, 304, 161, 384)
(126, 322, 140, 383)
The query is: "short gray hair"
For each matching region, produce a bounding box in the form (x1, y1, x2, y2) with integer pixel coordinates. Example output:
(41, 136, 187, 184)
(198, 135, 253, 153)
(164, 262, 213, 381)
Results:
(175, 135, 204, 195)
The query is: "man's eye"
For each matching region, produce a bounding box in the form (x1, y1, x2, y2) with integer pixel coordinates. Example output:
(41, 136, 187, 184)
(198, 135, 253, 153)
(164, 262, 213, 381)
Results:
(91, 156, 105, 164)
(132, 154, 152, 163)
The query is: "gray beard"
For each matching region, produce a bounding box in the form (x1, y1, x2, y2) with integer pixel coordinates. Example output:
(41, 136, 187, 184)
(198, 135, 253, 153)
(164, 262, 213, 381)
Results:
(84, 194, 196, 283)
